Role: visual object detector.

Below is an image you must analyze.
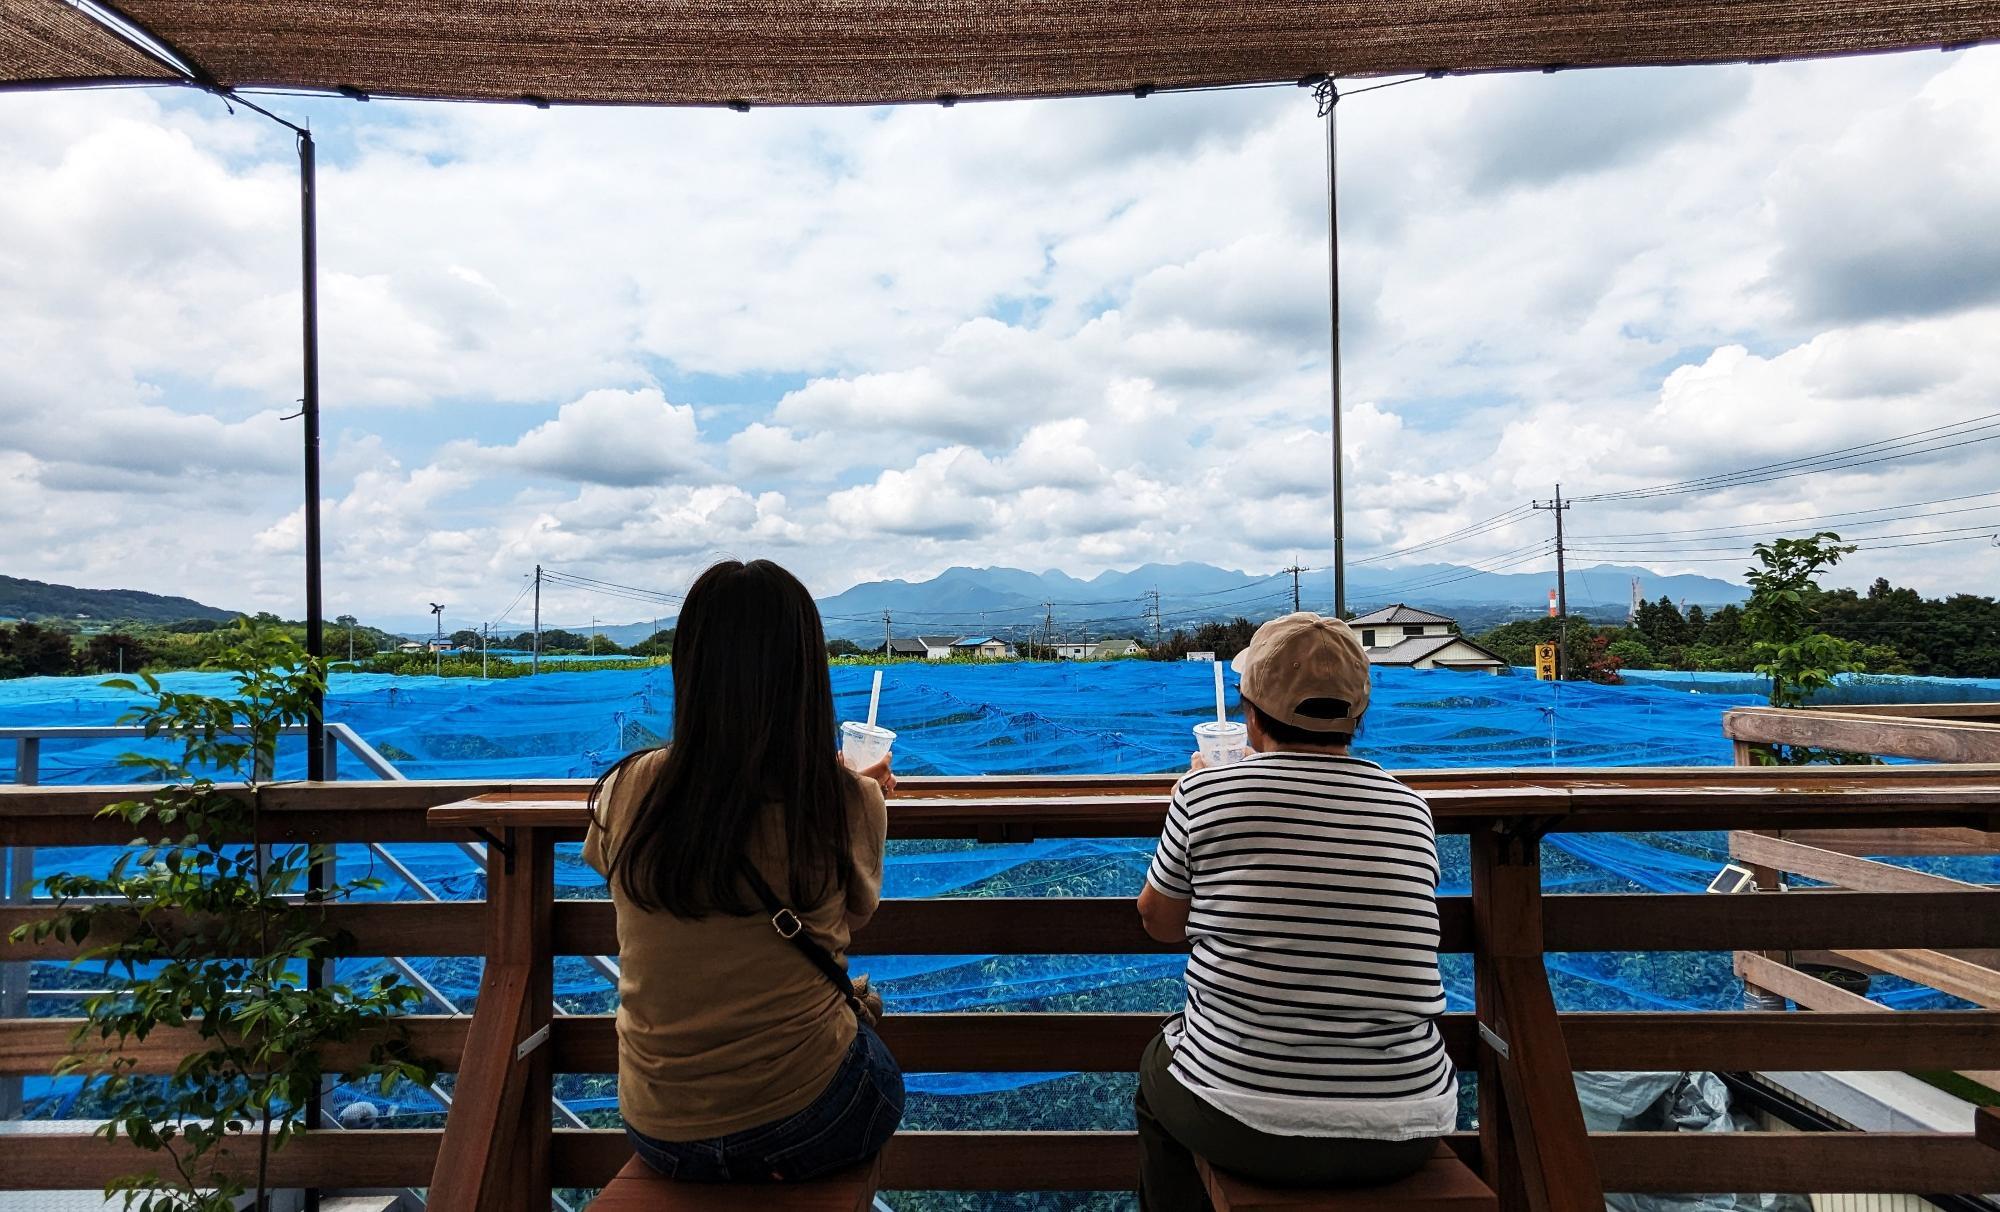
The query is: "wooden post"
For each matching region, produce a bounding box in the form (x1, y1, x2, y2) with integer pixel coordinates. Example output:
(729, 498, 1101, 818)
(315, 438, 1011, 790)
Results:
(427, 827, 554, 1210)
(1471, 825, 1603, 1212)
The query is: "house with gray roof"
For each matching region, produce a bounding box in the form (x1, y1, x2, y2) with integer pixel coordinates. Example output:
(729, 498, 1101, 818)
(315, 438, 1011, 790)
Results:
(1348, 604, 1506, 674)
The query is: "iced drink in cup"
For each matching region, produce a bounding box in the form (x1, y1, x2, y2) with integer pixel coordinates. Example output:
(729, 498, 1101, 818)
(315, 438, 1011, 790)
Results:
(841, 721, 896, 772)
(1192, 721, 1249, 768)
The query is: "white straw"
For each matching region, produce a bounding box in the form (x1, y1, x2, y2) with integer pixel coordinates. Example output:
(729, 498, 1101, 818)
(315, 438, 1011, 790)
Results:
(1213, 660, 1226, 723)
(867, 669, 884, 729)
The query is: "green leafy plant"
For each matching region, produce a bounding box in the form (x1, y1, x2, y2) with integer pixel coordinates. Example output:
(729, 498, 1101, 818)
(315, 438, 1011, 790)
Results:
(9, 620, 435, 1211)
(1739, 532, 1872, 765)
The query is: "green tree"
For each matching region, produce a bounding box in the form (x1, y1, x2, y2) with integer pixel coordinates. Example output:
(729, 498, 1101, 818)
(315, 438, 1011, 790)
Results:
(0, 621, 77, 677)
(80, 632, 149, 674)
(449, 629, 483, 649)
(1741, 532, 1865, 709)
(1634, 596, 1688, 647)
(633, 628, 676, 657)
(826, 637, 864, 658)
(11, 622, 433, 1210)
(1605, 638, 1654, 670)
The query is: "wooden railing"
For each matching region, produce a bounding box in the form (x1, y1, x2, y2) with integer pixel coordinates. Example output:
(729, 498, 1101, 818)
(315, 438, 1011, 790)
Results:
(4, 766, 2000, 1210)
(1723, 705, 2000, 1090)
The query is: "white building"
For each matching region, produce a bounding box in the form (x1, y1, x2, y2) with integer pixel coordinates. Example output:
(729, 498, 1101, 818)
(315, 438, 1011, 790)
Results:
(1347, 604, 1507, 675)
(951, 636, 1013, 659)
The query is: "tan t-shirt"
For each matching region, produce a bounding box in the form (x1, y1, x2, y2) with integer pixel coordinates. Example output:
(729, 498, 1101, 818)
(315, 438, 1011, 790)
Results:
(582, 748, 889, 1141)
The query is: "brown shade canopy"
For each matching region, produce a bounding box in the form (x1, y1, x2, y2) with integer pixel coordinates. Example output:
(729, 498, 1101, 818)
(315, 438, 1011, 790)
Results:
(1, 0, 178, 88)
(4, 0, 1999, 106)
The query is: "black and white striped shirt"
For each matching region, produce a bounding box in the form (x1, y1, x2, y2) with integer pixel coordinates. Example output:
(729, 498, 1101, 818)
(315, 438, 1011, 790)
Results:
(1147, 750, 1458, 1138)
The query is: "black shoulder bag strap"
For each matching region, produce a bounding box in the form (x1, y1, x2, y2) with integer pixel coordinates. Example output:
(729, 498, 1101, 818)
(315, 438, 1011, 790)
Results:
(739, 862, 862, 1011)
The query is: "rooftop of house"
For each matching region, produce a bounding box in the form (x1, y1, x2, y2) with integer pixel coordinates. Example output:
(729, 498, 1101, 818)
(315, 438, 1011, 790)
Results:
(1349, 603, 1457, 627)
(1366, 634, 1507, 667)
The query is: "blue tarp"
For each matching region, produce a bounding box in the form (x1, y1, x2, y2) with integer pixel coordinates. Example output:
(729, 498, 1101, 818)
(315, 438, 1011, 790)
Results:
(6, 662, 1997, 1128)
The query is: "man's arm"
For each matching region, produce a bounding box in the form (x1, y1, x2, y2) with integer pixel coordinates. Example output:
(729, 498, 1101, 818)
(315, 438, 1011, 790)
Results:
(1137, 882, 1191, 944)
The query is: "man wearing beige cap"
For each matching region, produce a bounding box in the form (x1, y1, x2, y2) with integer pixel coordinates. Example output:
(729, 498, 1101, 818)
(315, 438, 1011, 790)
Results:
(1134, 613, 1456, 1210)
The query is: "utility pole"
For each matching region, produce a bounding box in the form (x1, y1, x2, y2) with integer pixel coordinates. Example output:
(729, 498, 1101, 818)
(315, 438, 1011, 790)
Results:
(481, 623, 489, 679)
(1043, 601, 1055, 662)
(429, 602, 444, 678)
(532, 565, 542, 676)
(883, 610, 893, 658)
(590, 617, 598, 657)
(1532, 485, 1572, 680)
(1282, 563, 1309, 613)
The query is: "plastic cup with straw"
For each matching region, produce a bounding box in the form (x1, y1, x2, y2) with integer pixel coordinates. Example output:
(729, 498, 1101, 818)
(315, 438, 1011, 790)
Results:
(1192, 657, 1249, 768)
(842, 669, 897, 771)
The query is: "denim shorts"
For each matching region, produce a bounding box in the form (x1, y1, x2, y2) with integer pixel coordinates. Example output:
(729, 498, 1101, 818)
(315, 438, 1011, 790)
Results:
(625, 1020, 904, 1183)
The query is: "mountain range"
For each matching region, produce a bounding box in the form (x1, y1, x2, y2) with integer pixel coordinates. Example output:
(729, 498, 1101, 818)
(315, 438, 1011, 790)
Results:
(0, 575, 237, 625)
(550, 560, 1749, 646)
(0, 562, 1750, 647)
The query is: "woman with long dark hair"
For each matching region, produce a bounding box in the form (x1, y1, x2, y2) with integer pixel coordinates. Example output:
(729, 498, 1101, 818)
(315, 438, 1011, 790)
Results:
(584, 559, 902, 1181)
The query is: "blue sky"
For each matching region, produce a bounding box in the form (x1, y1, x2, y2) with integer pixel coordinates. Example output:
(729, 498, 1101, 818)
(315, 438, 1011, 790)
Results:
(2, 47, 1997, 633)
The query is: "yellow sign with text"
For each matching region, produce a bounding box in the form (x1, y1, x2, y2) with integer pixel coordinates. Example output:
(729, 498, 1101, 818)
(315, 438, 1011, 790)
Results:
(1534, 642, 1558, 680)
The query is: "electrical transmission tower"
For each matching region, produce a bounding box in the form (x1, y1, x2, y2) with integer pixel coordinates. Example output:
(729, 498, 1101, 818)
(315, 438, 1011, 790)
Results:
(1143, 589, 1162, 644)
(1531, 485, 1572, 680)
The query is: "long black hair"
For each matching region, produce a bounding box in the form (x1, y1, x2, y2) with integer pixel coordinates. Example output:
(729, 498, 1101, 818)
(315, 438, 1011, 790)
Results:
(590, 559, 857, 917)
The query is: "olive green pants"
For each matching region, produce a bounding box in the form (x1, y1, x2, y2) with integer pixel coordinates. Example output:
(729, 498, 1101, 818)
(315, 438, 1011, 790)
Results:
(1135, 1032, 1439, 1212)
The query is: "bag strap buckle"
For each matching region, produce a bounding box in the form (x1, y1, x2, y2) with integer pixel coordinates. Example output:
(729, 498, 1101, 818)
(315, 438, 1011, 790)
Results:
(770, 907, 804, 939)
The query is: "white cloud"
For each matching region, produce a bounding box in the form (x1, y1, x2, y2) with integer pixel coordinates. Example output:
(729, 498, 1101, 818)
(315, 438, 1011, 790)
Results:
(2, 47, 1998, 628)
(469, 388, 708, 486)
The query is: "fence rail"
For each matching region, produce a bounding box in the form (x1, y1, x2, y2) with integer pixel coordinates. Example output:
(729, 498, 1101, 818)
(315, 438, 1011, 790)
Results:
(3, 756, 2000, 1206)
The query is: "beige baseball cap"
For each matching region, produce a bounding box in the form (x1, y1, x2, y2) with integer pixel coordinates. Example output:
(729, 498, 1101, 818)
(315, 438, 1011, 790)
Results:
(1230, 612, 1371, 734)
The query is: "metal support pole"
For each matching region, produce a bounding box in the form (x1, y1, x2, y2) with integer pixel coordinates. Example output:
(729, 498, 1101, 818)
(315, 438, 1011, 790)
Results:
(297, 128, 328, 1212)
(532, 565, 542, 676)
(1323, 83, 1347, 618)
(300, 128, 327, 782)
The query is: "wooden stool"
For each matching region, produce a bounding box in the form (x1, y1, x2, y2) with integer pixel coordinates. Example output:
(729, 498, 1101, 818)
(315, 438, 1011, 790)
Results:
(590, 1155, 881, 1211)
(1197, 1143, 1496, 1212)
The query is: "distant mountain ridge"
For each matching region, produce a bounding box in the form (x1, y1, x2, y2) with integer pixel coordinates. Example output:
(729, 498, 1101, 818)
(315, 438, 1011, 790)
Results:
(0, 575, 236, 625)
(550, 560, 1750, 646)
(800, 561, 1750, 645)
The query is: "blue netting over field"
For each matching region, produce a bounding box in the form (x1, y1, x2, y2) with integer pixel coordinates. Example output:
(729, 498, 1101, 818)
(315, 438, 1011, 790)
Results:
(7, 662, 1998, 1130)
(2, 660, 1786, 783)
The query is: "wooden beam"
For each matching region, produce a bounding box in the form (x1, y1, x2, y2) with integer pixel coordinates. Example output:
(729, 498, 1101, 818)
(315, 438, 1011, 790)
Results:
(7, 1129, 2000, 1194)
(1471, 830, 1602, 1212)
(12, 770, 2000, 849)
(1799, 703, 2000, 723)
(10, 1009, 1996, 1079)
(0, 901, 487, 960)
(1832, 947, 2000, 1008)
(11, 889, 1999, 965)
(427, 828, 554, 1212)
(1734, 953, 2000, 1087)
(1541, 891, 2000, 952)
(1728, 833, 1992, 892)
(1977, 1105, 1999, 1151)
(1725, 708, 2000, 764)
(422, 961, 535, 1211)
(1780, 827, 1998, 857)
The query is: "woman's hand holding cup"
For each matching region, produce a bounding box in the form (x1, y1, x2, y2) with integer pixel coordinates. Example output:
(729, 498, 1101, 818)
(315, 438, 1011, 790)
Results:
(859, 753, 896, 797)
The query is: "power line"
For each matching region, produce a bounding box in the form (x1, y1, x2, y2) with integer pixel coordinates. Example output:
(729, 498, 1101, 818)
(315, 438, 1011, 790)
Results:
(1568, 530, 1999, 564)
(1352, 510, 1536, 572)
(1572, 411, 2000, 504)
(1569, 521, 2000, 556)
(1572, 489, 2000, 541)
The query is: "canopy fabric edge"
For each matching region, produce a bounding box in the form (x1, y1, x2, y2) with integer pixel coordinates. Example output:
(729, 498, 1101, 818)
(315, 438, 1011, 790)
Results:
(4, 0, 1998, 108)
